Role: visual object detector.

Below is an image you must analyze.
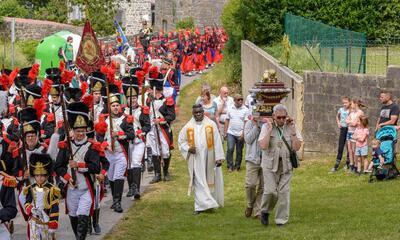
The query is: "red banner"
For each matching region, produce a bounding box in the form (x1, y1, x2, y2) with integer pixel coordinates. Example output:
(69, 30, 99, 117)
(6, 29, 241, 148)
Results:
(75, 20, 105, 74)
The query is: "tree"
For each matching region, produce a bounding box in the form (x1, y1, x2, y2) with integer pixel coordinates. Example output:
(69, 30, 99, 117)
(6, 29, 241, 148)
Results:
(33, 0, 69, 23)
(0, 0, 29, 18)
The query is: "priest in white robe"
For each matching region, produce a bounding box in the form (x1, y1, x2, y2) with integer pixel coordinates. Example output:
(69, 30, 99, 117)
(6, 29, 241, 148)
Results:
(178, 104, 225, 215)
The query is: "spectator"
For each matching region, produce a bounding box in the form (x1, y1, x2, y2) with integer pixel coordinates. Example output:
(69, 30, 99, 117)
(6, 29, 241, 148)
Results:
(62, 36, 74, 70)
(346, 98, 365, 173)
(195, 83, 215, 105)
(224, 94, 248, 171)
(214, 86, 234, 140)
(352, 116, 369, 174)
(376, 91, 399, 131)
(331, 96, 351, 172)
(200, 89, 218, 122)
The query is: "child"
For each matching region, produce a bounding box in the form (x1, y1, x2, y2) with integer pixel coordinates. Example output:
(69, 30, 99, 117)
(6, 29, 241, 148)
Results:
(346, 98, 365, 172)
(331, 96, 351, 172)
(367, 139, 385, 172)
(23, 153, 60, 240)
(352, 116, 369, 174)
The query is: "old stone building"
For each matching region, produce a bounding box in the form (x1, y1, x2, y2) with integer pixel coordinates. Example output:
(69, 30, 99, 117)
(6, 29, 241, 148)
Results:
(154, 0, 227, 31)
(68, 0, 155, 36)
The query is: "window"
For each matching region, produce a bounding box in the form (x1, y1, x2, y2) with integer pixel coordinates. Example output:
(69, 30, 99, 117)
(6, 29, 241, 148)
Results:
(162, 20, 167, 32)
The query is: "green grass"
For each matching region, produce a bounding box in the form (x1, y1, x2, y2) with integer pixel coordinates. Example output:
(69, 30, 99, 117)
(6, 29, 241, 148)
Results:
(103, 61, 400, 240)
(0, 40, 36, 69)
(264, 42, 400, 75)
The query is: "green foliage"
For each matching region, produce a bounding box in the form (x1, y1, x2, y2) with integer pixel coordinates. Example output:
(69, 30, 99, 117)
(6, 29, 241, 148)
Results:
(70, 0, 116, 36)
(175, 17, 195, 30)
(70, 19, 84, 27)
(0, 40, 31, 68)
(0, 0, 29, 18)
(16, 40, 39, 64)
(33, 0, 69, 23)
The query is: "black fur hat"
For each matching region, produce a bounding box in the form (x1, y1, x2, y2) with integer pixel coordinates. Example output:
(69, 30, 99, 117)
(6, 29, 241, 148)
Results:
(29, 153, 53, 176)
(67, 102, 90, 129)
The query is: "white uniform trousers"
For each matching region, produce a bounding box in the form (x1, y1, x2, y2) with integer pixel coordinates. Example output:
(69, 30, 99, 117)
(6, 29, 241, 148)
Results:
(129, 141, 145, 169)
(106, 151, 127, 181)
(67, 188, 92, 217)
(147, 127, 170, 159)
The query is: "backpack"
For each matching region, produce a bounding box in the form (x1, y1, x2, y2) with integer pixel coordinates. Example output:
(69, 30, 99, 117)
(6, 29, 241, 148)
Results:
(58, 44, 66, 58)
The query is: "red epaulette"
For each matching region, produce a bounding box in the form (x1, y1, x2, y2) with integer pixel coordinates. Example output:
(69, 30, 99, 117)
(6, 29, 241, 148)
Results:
(46, 113, 55, 122)
(165, 97, 174, 106)
(58, 141, 67, 149)
(12, 117, 19, 125)
(91, 141, 102, 152)
(125, 114, 134, 124)
(141, 106, 150, 115)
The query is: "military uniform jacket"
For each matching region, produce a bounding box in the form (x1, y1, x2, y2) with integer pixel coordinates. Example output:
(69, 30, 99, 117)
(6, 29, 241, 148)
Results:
(103, 113, 136, 156)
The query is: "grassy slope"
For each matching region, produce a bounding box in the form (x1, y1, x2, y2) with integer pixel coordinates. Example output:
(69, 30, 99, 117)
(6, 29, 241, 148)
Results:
(0, 41, 32, 68)
(103, 62, 400, 240)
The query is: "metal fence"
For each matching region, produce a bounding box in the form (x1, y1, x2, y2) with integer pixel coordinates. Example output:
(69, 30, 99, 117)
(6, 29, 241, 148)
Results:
(284, 13, 400, 75)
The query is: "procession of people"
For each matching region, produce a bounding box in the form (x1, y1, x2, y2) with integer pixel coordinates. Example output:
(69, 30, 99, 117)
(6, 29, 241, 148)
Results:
(0, 22, 228, 239)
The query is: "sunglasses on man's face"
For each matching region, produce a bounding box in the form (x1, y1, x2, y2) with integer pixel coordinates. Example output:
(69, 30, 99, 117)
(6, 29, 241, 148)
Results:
(235, 98, 243, 101)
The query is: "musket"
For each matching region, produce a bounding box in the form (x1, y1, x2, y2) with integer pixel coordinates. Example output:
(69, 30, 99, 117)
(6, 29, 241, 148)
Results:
(17, 87, 30, 186)
(105, 77, 115, 151)
(127, 76, 133, 170)
(49, 62, 57, 116)
(59, 85, 77, 187)
(150, 87, 164, 174)
(89, 76, 95, 121)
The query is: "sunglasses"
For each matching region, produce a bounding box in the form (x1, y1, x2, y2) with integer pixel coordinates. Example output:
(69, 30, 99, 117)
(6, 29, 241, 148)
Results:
(276, 116, 287, 120)
(235, 98, 243, 101)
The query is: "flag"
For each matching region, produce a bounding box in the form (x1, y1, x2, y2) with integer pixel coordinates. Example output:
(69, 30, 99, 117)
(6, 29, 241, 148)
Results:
(75, 20, 105, 74)
(114, 20, 130, 54)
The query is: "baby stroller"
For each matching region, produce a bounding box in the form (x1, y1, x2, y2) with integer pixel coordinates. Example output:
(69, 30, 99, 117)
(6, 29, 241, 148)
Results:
(369, 126, 399, 182)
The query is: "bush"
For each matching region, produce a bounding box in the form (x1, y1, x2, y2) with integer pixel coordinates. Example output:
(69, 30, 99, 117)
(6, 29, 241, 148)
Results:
(175, 17, 195, 30)
(0, 0, 29, 18)
(16, 40, 39, 64)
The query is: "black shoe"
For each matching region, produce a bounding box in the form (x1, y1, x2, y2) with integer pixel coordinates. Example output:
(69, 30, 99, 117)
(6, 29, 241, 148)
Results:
(260, 211, 269, 226)
(69, 216, 78, 237)
(150, 156, 161, 184)
(163, 157, 171, 181)
(114, 202, 123, 213)
(113, 179, 124, 213)
(92, 209, 101, 235)
(132, 167, 141, 199)
(150, 174, 161, 184)
(93, 224, 101, 235)
(126, 169, 135, 198)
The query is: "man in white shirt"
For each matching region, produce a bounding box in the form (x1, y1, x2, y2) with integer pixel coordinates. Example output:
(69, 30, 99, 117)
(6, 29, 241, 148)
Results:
(224, 94, 249, 171)
(214, 86, 234, 141)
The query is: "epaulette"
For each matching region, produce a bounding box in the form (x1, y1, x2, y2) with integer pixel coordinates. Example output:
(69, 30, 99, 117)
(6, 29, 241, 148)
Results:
(22, 186, 30, 195)
(46, 113, 55, 122)
(58, 141, 67, 149)
(3, 174, 17, 188)
(165, 97, 174, 106)
(125, 114, 134, 124)
(142, 106, 150, 115)
(90, 141, 102, 152)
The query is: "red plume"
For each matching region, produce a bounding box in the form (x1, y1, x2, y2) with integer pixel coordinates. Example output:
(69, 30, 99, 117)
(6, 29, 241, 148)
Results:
(100, 65, 108, 75)
(82, 94, 94, 109)
(1, 74, 8, 91)
(95, 118, 108, 135)
(100, 64, 115, 85)
(60, 70, 75, 84)
(149, 66, 159, 79)
(33, 98, 46, 120)
(59, 60, 65, 73)
(136, 70, 145, 87)
(81, 81, 88, 95)
(8, 68, 19, 87)
(114, 79, 122, 92)
(143, 62, 151, 74)
(28, 63, 40, 83)
(41, 79, 53, 97)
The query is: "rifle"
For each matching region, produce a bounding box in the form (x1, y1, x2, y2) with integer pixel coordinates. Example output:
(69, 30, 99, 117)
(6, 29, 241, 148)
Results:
(150, 87, 164, 174)
(17, 88, 30, 186)
(105, 78, 115, 151)
(127, 76, 133, 170)
(59, 86, 77, 187)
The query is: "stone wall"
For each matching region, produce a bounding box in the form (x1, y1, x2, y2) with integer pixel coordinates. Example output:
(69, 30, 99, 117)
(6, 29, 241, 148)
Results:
(241, 40, 305, 156)
(154, 0, 227, 31)
(0, 17, 83, 41)
(303, 68, 400, 154)
(117, 0, 154, 36)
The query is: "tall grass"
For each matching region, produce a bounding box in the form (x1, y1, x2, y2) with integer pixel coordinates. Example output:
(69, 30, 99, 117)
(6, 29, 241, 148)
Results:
(0, 40, 35, 69)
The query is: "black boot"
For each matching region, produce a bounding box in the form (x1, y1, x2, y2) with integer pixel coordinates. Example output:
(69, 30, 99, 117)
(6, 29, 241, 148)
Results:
(126, 169, 135, 197)
(132, 167, 142, 199)
(77, 215, 89, 240)
(69, 216, 78, 237)
(150, 156, 161, 184)
(92, 209, 101, 235)
(87, 216, 92, 235)
(109, 180, 116, 209)
(163, 157, 171, 181)
(113, 179, 124, 213)
(146, 147, 154, 172)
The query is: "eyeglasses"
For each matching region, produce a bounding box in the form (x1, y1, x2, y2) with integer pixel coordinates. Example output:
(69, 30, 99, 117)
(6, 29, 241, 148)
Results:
(276, 116, 287, 120)
(235, 99, 243, 101)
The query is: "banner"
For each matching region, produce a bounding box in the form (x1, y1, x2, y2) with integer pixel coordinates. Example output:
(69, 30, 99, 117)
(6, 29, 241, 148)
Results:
(75, 19, 105, 74)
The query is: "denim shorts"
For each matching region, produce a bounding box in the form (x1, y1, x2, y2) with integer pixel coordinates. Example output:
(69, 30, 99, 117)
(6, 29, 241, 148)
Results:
(346, 132, 354, 141)
(355, 145, 368, 156)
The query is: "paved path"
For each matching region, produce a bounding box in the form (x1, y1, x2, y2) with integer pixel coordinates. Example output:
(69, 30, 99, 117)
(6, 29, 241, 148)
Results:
(11, 70, 206, 240)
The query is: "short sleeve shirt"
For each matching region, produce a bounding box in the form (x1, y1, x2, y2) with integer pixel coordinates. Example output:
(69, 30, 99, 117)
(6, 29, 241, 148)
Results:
(379, 103, 400, 125)
(338, 107, 349, 127)
(226, 105, 249, 136)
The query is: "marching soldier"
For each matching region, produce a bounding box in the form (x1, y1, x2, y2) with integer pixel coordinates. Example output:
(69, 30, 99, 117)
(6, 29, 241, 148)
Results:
(23, 153, 61, 240)
(0, 159, 18, 240)
(147, 71, 176, 183)
(122, 76, 151, 199)
(102, 84, 135, 212)
(54, 102, 101, 240)
(88, 71, 106, 123)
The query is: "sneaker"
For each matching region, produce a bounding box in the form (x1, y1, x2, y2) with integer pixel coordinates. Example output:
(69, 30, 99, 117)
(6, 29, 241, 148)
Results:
(330, 167, 338, 173)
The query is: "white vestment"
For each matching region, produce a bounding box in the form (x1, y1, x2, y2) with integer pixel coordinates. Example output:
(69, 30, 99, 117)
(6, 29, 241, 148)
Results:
(178, 116, 225, 211)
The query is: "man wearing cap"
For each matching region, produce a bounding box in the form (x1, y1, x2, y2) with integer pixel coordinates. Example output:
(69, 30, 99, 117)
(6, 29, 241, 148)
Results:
(224, 94, 249, 171)
(54, 102, 101, 239)
(102, 85, 135, 213)
(258, 104, 303, 227)
(147, 71, 176, 183)
(122, 76, 151, 199)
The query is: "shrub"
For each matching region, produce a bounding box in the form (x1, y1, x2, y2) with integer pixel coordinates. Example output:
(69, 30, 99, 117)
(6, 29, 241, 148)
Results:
(0, 0, 29, 18)
(175, 17, 195, 30)
(16, 40, 39, 64)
